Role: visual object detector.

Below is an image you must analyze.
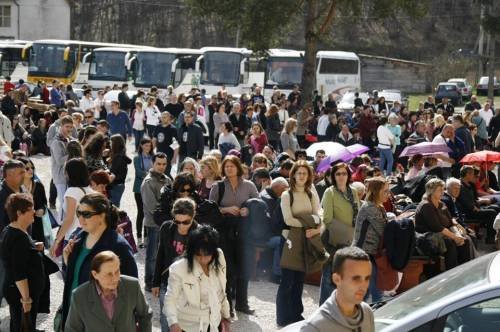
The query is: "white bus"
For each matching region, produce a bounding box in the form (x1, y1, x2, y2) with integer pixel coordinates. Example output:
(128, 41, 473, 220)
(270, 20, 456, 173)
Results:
(262, 49, 304, 101)
(196, 47, 252, 97)
(128, 48, 202, 92)
(0, 41, 28, 81)
(316, 51, 360, 100)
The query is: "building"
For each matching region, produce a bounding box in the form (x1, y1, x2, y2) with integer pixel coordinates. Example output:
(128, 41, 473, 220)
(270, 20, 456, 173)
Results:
(0, 0, 70, 40)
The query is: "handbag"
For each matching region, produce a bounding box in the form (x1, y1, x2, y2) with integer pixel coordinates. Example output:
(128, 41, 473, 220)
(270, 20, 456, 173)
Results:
(42, 209, 55, 247)
(328, 219, 354, 248)
(117, 212, 138, 254)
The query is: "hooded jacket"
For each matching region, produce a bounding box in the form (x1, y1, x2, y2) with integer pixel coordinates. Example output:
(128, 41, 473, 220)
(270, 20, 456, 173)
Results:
(301, 290, 374, 332)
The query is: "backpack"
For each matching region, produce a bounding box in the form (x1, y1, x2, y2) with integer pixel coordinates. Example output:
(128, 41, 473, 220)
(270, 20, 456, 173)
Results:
(195, 199, 224, 231)
(383, 218, 416, 270)
(243, 198, 273, 246)
(404, 174, 437, 202)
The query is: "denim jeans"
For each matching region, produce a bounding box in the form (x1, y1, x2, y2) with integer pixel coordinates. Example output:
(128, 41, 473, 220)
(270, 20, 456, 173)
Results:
(267, 236, 284, 277)
(319, 263, 336, 305)
(133, 129, 145, 151)
(144, 225, 159, 287)
(276, 268, 305, 326)
(55, 183, 67, 214)
(366, 255, 382, 304)
(109, 183, 125, 207)
(379, 148, 393, 176)
(159, 284, 169, 332)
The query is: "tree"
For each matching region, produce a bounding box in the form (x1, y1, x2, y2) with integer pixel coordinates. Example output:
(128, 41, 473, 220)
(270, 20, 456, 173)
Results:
(478, 0, 500, 99)
(184, 0, 428, 103)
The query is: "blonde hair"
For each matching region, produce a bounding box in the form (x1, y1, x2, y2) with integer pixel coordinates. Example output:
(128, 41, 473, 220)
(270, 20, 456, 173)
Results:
(199, 156, 221, 179)
(283, 118, 297, 134)
(433, 114, 445, 128)
(365, 177, 388, 204)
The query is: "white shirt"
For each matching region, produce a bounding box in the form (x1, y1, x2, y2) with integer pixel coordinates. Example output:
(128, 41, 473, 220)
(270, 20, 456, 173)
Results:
(63, 186, 95, 240)
(479, 108, 494, 127)
(133, 110, 145, 131)
(93, 98, 104, 119)
(145, 105, 161, 126)
(377, 125, 394, 149)
(80, 97, 94, 112)
(432, 134, 451, 168)
(317, 115, 330, 136)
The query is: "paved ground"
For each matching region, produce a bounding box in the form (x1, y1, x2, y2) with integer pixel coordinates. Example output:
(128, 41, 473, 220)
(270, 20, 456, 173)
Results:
(0, 141, 320, 331)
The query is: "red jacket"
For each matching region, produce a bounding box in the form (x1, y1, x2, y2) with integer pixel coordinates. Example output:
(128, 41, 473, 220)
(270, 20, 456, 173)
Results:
(358, 114, 377, 139)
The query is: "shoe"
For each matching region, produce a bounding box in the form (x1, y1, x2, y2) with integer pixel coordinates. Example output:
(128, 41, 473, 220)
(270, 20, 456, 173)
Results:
(235, 306, 255, 315)
(230, 309, 235, 318)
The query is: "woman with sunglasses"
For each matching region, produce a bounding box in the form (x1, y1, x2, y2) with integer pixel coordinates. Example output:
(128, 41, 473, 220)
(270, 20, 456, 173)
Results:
(17, 157, 48, 245)
(60, 193, 138, 328)
(152, 198, 199, 331)
(319, 162, 360, 305)
(165, 225, 230, 332)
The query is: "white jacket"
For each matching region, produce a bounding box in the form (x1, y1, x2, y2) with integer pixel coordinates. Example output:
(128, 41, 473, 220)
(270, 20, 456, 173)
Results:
(0, 113, 14, 145)
(165, 248, 230, 332)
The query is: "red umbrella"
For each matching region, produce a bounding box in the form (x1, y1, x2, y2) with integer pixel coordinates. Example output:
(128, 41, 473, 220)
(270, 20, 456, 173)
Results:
(460, 150, 500, 164)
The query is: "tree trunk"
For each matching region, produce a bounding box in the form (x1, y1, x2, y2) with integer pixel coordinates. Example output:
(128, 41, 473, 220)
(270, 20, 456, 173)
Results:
(487, 33, 496, 100)
(301, 0, 318, 106)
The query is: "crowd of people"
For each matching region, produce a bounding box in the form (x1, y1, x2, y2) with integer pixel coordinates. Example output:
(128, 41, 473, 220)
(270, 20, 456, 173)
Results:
(0, 75, 498, 332)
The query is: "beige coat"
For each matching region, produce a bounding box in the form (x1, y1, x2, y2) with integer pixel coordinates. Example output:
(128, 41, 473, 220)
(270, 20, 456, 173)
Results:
(165, 248, 230, 332)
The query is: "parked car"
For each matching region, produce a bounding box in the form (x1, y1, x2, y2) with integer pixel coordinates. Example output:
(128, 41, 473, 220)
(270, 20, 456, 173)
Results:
(448, 78, 473, 100)
(435, 82, 462, 106)
(476, 76, 500, 96)
(375, 252, 500, 331)
(378, 89, 408, 109)
(337, 91, 370, 112)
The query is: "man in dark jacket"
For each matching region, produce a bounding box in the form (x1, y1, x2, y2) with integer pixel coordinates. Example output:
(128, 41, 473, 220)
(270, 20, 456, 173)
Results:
(177, 112, 204, 163)
(229, 102, 247, 145)
(436, 97, 455, 119)
(453, 114, 474, 154)
(357, 106, 377, 148)
(118, 83, 132, 115)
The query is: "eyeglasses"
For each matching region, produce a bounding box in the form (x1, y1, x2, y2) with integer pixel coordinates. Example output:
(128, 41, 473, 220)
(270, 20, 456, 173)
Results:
(174, 219, 192, 226)
(178, 187, 192, 193)
(335, 172, 348, 176)
(76, 209, 101, 219)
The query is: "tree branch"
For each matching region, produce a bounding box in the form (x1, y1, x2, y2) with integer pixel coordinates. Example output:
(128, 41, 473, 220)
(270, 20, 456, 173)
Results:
(319, 0, 337, 34)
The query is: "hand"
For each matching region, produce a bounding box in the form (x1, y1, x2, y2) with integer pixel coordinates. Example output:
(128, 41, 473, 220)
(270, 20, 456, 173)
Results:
(223, 206, 240, 216)
(454, 235, 465, 246)
(170, 323, 182, 332)
(152, 287, 160, 298)
(305, 228, 319, 239)
(35, 209, 45, 217)
(21, 300, 31, 313)
(240, 207, 249, 217)
(221, 318, 231, 332)
(116, 225, 124, 235)
(35, 242, 44, 252)
(63, 239, 75, 264)
(49, 239, 61, 257)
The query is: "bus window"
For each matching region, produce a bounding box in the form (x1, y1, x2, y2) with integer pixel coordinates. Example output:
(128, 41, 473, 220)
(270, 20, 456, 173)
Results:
(319, 58, 358, 74)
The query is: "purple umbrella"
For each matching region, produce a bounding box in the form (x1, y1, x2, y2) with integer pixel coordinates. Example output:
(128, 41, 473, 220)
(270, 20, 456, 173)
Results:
(346, 144, 370, 158)
(317, 151, 355, 172)
(399, 142, 452, 157)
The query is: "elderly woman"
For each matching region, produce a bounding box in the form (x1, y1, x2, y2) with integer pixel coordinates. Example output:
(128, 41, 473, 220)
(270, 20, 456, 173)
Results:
(152, 198, 199, 331)
(165, 225, 231, 332)
(65, 251, 152, 332)
(0, 193, 45, 331)
(319, 162, 360, 305)
(198, 156, 221, 200)
(415, 178, 471, 270)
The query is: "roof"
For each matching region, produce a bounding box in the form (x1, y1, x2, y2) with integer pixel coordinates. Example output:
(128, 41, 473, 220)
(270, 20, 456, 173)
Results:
(317, 51, 359, 60)
(267, 49, 304, 58)
(137, 47, 202, 55)
(358, 53, 430, 67)
(93, 46, 146, 53)
(201, 46, 252, 55)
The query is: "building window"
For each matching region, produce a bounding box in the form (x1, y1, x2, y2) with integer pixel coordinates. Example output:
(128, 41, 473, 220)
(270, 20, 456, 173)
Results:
(0, 6, 11, 28)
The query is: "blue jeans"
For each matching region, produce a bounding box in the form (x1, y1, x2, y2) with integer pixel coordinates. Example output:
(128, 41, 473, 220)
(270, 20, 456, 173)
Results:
(319, 263, 336, 305)
(159, 285, 168, 332)
(276, 268, 305, 326)
(109, 184, 125, 207)
(379, 148, 393, 176)
(145, 225, 159, 287)
(267, 236, 283, 276)
(133, 129, 145, 151)
(366, 255, 382, 304)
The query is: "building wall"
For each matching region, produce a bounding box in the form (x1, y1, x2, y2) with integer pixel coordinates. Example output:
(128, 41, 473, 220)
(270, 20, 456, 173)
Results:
(0, 0, 70, 40)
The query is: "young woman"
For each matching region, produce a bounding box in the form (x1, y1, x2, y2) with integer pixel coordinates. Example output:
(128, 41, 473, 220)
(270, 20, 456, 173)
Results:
(319, 163, 360, 305)
(353, 177, 390, 304)
(84, 132, 109, 174)
(152, 198, 199, 331)
(107, 134, 131, 207)
(165, 225, 231, 332)
(276, 160, 321, 326)
(133, 137, 154, 247)
(31, 118, 50, 155)
(145, 96, 161, 138)
(213, 103, 229, 144)
(218, 122, 241, 154)
(280, 118, 299, 158)
(247, 122, 268, 154)
(61, 193, 138, 328)
(265, 104, 281, 151)
(131, 100, 146, 151)
(198, 155, 221, 200)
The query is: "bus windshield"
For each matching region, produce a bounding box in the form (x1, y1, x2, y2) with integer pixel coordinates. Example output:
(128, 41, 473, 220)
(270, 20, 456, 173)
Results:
(201, 51, 241, 86)
(265, 57, 303, 89)
(89, 51, 127, 81)
(29, 43, 73, 77)
(135, 52, 175, 88)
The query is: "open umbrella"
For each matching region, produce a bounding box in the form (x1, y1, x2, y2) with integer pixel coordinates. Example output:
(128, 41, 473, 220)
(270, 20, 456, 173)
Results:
(346, 144, 370, 158)
(460, 150, 500, 164)
(306, 142, 352, 158)
(399, 142, 452, 157)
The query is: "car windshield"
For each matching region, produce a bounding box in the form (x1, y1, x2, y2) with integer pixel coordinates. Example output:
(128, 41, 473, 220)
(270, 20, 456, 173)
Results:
(379, 93, 401, 102)
(201, 51, 242, 86)
(135, 52, 175, 87)
(438, 85, 457, 93)
(29, 43, 74, 76)
(89, 51, 127, 81)
(374, 254, 494, 330)
(265, 57, 304, 89)
(450, 81, 465, 88)
(479, 77, 498, 85)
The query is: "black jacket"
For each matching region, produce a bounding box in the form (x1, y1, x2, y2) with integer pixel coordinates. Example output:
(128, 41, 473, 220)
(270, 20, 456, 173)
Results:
(455, 126, 474, 155)
(177, 123, 204, 160)
(0, 181, 16, 232)
(118, 91, 131, 112)
(229, 112, 247, 141)
(441, 192, 465, 226)
(259, 188, 285, 237)
(456, 180, 478, 216)
(109, 153, 132, 185)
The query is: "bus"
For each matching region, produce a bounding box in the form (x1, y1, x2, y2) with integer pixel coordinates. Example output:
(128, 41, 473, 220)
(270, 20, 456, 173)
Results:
(315, 51, 360, 99)
(196, 47, 252, 97)
(262, 49, 304, 101)
(22, 39, 118, 85)
(0, 41, 28, 80)
(128, 48, 202, 92)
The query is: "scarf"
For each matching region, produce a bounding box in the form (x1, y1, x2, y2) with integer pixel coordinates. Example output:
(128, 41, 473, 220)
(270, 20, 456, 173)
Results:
(334, 185, 359, 227)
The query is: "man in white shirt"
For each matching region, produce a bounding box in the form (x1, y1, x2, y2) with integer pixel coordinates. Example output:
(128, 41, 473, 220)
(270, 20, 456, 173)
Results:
(432, 124, 455, 179)
(376, 116, 395, 176)
(79, 89, 94, 114)
(317, 109, 330, 141)
(479, 102, 494, 128)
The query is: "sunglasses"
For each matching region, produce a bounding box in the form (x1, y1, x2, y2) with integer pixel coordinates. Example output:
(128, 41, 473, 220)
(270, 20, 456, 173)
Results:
(178, 187, 192, 193)
(76, 209, 101, 219)
(174, 219, 192, 226)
